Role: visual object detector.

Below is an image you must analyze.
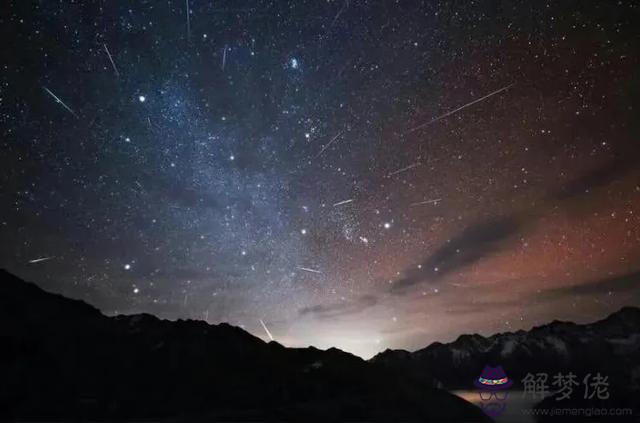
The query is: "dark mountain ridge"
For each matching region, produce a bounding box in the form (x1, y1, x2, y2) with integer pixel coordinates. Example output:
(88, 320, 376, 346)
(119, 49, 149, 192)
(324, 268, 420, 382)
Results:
(371, 307, 640, 421)
(0, 269, 487, 422)
(372, 306, 640, 389)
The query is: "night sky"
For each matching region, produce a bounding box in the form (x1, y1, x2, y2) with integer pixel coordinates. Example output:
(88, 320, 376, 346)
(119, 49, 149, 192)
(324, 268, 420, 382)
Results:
(2, 1, 639, 358)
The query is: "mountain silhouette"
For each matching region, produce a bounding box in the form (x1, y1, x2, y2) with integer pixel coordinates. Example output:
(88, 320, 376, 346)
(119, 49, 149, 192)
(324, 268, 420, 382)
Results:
(0, 269, 488, 422)
(372, 307, 640, 389)
(372, 306, 640, 420)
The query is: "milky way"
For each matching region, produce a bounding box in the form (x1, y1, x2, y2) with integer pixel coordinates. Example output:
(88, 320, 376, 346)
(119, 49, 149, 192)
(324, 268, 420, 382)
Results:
(2, 1, 639, 358)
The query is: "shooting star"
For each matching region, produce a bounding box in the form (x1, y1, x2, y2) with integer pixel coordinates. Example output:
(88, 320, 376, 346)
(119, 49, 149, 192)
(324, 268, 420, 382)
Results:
(28, 256, 54, 264)
(314, 131, 344, 159)
(185, 0, 191, 40)
(43, 87, 79, 119)
(324, 0, 349, 36)
(405, 83, 515, 134)
(221, 44, 227, 70)
(259, 319, 274, 341)
(387, 162, 420, 177)
(103, 43, 119, 77)
(409, 198, 441, 207)
(333, 198, 354, 207)
(297, 266, 322, 274)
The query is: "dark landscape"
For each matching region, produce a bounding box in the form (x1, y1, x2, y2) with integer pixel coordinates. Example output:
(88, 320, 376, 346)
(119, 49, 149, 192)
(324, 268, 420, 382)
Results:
(2, 269, 639, 421)
(374, 306, 640, 421)
(374, 307, 640, 392)
(1, 269, 488, 422)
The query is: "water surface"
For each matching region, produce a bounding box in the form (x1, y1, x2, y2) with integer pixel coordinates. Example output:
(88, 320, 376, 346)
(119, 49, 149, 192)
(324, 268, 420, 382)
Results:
(453, 390, 543, 423)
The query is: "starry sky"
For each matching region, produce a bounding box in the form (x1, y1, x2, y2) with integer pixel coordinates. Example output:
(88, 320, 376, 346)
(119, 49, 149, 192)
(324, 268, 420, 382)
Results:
(2, 1, 640, 358)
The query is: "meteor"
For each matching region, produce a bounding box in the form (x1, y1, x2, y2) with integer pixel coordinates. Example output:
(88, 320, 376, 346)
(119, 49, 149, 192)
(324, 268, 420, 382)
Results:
(314, 131, 344, 158)
(387, 162, 420, 177)
(333, 198, 354, 207)
(297, 266, 322, 274)
(28, 256, 54, 264)
(103, 43, 119, 77)
(259, 319, 274, 341)
(410, 198, 441, 207)
(185, 0, 191, 40)
(405, 83, 514, 134)
(221, 45, 227, 70)
(43, 87, 79, 119)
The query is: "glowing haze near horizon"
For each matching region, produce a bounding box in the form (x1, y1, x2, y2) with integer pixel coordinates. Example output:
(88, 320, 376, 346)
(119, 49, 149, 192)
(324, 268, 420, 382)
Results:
(2, 1, 639, 358)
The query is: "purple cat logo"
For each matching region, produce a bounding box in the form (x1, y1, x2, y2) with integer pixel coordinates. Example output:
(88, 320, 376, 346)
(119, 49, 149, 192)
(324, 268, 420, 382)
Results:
(474, 365, 513, 417)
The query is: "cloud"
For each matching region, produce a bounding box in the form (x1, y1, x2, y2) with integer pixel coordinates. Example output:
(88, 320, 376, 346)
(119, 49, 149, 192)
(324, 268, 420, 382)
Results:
(389, 157, 637, 294)
(552, 157, 635, 202)
(539, 270, 640, 299)
(299, 294, 378, 319)
(390, 215, 524, 293)
(443, 298, 524, 316)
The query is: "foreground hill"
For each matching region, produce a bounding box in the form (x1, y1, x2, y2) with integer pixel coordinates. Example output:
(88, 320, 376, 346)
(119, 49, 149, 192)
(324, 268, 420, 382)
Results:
(0, 270, 487, 422)
(372, 306, 640, 420)
(372, 306, 640, 389)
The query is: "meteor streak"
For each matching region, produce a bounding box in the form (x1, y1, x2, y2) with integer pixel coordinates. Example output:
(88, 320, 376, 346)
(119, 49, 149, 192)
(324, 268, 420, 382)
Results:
(405, 83, 514, 134)
(28, 256, 54, 264)
(297, 266, 322, 274)
(103, 43, 119, 77)
(314, 131, 344, 158)
(259, 319, 274, 341)
(410, 198, 441, 206)
(221, 45, 227, 70)
(333, 198, 354, 207)
(43, 87, 79, 119)
(185, 0, 191, 40)
(387, 162, 420, 177)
